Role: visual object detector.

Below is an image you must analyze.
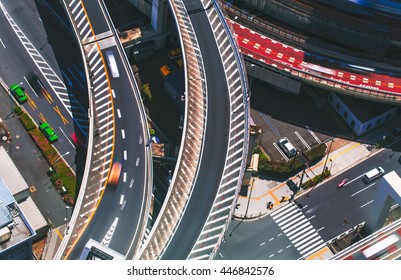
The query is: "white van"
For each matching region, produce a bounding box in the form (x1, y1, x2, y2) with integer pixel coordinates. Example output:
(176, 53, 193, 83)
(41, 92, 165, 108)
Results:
(362, 167, 384, 184)
(105, 51, 120, 78)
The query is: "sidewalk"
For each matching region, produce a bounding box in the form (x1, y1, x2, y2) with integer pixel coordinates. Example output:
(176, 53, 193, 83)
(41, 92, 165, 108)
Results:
(234, 115, 401, 220)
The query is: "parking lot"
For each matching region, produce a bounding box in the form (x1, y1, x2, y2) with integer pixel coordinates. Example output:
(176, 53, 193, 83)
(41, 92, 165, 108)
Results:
(250, 80, 351, 162)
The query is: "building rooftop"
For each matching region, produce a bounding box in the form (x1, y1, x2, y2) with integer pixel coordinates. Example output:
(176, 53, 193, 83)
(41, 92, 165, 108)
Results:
(337, 93, 394, 122)
(0, 146, 29, 197)
(0, 178, 35, 255)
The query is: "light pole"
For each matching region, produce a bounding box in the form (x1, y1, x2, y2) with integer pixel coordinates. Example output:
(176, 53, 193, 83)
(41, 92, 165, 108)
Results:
(229, 178, 255, 237)
(55, 151, 70, 164)
(322, 139, 335, 176)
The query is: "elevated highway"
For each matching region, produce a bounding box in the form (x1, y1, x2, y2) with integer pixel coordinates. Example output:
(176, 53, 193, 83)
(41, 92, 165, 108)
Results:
(223, 2, 401, 104)
(137, 0, 249, 260)
(54, 0, 152, 259)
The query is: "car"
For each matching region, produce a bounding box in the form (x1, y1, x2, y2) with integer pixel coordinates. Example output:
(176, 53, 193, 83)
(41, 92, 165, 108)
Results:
(10, 84, 28, 103)
(159, 63, 176, 77)
(105, 50, 120, 78)
(362, 167, 384, 184)
(108, 161, 122, 186)
(337, 178, 349, 188)
(39, 122, 58, 143)
(168, 47, 182, 60)
(278, 137, 297, 157)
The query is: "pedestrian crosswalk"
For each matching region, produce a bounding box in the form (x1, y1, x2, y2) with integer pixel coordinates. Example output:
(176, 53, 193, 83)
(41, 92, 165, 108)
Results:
(271, 201, 326, 258)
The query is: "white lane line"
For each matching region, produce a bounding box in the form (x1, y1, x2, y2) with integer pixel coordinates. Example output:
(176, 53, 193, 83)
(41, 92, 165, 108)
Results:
(123, 150, 127, 160)
(139, 135, 143, 144)
(123, 172, 127, 182)
(295, 131, 311, 150)
(277, 249, 283, 253)
(121, 129, 125, 139)
(260, 242, 265, 246)
(305, 125, 321, 144)
(135, 157, 140, 166)
(117, 109, 121, 118)
(351, 183, 375, 197)
(268, 237, 274, 242)
(346, 174, 365, 185)
(273, 142, 289, 161)
(269, 254, 275, 258)
(119, 195, 124, 205)
(317, 227, 325, 232)
(101, 217, 118, 246)
(0, 38, 5, 48)
(24, 76, 39, 97)
(59, 127, 75, 148)
(112, 89, 116, 98)
(129, 178, 134, 188)
(286, 244, 292, 248)
(360, 200, 374, 208)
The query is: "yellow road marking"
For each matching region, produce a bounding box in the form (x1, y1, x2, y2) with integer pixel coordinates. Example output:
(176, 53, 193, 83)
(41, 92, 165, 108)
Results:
(55, 227, 64, 240)
(53, 105, 69, 124)
(243, 142, 362, 201)
(42, 88, 53, 104)
(305, 246, 330, 260)
(270, 192, 280, 206)
(38, 112, 46, 123)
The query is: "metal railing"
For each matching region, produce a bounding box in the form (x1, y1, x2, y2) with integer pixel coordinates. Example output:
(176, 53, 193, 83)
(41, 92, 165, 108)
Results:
(137, 0, 207, 260)
(185, 0, 250, 260)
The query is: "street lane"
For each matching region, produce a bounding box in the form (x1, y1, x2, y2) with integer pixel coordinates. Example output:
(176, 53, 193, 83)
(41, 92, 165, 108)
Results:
(217, 147, 401, 259)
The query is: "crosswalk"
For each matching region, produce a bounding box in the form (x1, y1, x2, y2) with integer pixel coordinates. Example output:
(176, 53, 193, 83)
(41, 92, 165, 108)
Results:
(271, 201, 326, 258)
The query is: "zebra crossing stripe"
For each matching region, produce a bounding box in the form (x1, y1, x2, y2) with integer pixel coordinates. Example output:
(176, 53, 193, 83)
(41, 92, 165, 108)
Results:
(271, 201, 325, 258)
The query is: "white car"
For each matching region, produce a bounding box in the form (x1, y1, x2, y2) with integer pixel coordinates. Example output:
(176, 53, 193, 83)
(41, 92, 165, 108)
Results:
(105, 50, 120, 78)
(278, 137, 297, 157)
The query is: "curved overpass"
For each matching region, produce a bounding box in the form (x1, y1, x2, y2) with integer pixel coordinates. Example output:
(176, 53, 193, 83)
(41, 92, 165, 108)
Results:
(137, 0, 249, 260)
(54, 0, 151, 259)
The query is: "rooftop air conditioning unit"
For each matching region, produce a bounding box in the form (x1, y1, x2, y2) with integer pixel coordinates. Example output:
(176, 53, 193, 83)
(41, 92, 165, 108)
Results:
(0, 226, 11, 243)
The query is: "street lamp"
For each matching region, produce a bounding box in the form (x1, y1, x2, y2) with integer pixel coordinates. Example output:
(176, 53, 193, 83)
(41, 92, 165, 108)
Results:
(322, 139, 335, 176)
(55, 151, 70, 164)
(229, 178, 255, 237)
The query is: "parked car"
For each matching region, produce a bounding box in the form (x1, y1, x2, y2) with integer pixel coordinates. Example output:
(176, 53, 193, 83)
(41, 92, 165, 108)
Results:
(39, 122, 58, 143)
(168, 47, 182, 60)
(278, 137, 297, 157)
(10, 84, 28, 103)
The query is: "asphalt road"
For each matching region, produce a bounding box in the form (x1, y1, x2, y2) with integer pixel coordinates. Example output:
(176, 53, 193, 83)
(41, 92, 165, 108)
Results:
(161, 0, 231, 259)
(250, 80, 348, 162)
(66, 1, 149, 259)
(0, 0, 89, 169)
(0, 0, 84, 227)
(216, 146, 401, 260)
